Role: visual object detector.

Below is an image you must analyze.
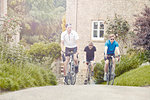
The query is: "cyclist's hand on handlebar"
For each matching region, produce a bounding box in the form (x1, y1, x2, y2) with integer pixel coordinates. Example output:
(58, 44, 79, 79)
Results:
(116, 55, 121, 62)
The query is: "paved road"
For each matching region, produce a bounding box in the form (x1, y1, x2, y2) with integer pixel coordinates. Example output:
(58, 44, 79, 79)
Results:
(0, 85, 150, 100)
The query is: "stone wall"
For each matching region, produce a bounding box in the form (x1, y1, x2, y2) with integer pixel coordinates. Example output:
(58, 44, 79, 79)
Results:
(66, 0, 150, 69)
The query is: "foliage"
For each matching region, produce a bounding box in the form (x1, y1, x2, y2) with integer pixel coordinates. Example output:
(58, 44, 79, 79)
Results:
(93, 60, 105, 84)
(22, 35, 43, 45)
(106, 14, 135, 54)
(115, 50, 149, 77)
(94, 49, 149, 84)
(27, 42, 61, 64)
(8, 0, 66, 44)
(134, 5, 150, 50)
(61, 15, 66, 32)
(0, 41, 29, 67)
(0, 62, 57, 91)
(114, 65, 150, 86)
(54, 0, 66, 9)
(0, 16, 21, 43)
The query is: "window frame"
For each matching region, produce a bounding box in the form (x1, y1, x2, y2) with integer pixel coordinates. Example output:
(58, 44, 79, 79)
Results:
(91, 21, 104, 41)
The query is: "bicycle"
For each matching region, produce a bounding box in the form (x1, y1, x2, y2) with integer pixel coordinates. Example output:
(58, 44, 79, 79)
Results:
(106, 55, 120, 85)
(83, 61, 95, 85)
(62, 51, 78, 85)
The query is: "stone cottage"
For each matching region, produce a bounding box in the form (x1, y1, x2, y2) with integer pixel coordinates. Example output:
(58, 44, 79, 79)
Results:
(66, 0, 150, 69)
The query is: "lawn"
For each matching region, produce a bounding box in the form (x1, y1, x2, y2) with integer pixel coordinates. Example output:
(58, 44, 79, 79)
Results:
(114, 65, 150, 86)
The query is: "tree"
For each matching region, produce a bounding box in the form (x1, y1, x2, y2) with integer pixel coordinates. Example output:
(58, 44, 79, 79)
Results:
(61, 15, 66, 32)
(106, 14, 135, 54)
(8, 0, 66, 44)
(134, 5, 150, 50)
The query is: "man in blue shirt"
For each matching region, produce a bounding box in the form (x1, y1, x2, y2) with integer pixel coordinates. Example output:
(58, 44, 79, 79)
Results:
(104, 34, 120, 81)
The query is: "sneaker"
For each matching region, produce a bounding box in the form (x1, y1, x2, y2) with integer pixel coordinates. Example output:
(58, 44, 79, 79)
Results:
(91, 71, 94, 76)
(64, 76, 68, 84)
(103, 73, 107, 81)
(75, 66, 78, 73)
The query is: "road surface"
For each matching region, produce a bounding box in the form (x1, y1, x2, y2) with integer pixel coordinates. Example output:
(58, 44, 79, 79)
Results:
(0, 85, 150, 100)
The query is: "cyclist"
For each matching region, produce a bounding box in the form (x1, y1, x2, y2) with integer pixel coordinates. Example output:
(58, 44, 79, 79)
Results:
(61, 23, 79, 83)
(103, 34, 120, 81)
(84, 41, 96, 83)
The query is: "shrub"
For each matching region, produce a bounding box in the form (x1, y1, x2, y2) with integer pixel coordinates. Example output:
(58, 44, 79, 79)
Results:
(0, 16, 21, 43)
(115, 50, 148, 77)
(27, 42, 61, 64)
(0, 43, 29, 67)
(114, 65, 150, 86)
(93, 60, 105, 84)
(0, 62, 57, 91)
(106, 14, 135, 54)
(134, 5, 150, 50)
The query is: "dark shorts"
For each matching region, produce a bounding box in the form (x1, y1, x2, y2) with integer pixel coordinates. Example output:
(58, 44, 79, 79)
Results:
(104, 54, 115, 61)
(86, 59, 94, 65)
(86, 58, 94, 62)
(65, 47, 77, 56)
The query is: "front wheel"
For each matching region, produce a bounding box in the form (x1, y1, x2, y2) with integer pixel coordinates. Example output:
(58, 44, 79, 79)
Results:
(71, 73, 76, 85)
(70, 66, 76, 85)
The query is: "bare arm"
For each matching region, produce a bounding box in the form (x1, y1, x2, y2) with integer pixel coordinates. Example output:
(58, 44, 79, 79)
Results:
(104, 46, 108, 55)
(84, 52, 86, 61)
(116, 47, 120, 56)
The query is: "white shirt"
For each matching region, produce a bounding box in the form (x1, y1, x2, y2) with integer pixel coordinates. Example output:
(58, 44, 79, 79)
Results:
(61, 30, 79, 48)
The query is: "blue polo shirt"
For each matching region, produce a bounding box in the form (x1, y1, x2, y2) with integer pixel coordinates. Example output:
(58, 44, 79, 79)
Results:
(105, 40, 119, 54)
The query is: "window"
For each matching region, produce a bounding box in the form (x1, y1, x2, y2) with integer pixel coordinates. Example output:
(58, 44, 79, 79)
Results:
(92, 21, 104, 40)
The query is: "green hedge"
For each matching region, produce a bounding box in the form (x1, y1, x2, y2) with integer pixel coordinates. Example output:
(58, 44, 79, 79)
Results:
(114, 65, 150, 86)
(115, 50, 148, 77)
(27, 42, 61, 63)
(0, 62, 57, 91)
(93, 60, 105, 84)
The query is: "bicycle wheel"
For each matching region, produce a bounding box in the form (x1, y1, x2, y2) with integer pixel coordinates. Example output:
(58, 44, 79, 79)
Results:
(70, 66, 76, 85)
(66, 72, 71, 85)
(111, 69, 115, 85)
(71, 72, 76, 85)
(107, 64, 112, 85)
(107, 73, 110, 85)
(87, 75, 90, 84)
(87, 65, 91, 84)
(111, 74, 115, 85)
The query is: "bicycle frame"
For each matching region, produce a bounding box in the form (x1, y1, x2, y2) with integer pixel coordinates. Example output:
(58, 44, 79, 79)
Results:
(87, 62, 92, 84)
(84, 61, 95, 85)
(107, 56, 115, 85)
(66, 51, 76, 85)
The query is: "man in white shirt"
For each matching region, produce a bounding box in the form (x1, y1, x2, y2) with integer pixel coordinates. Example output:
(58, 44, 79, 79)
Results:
(61, 23, 79, 83)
